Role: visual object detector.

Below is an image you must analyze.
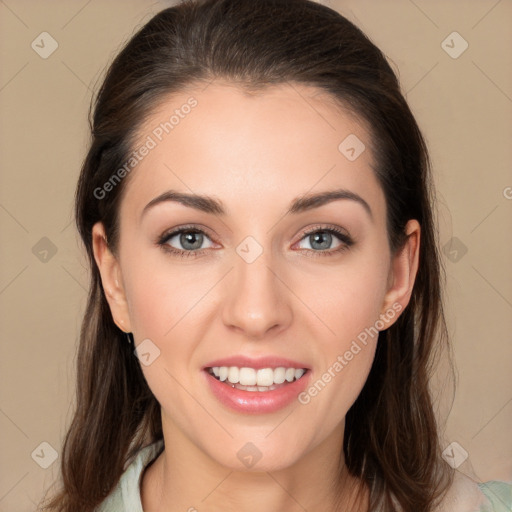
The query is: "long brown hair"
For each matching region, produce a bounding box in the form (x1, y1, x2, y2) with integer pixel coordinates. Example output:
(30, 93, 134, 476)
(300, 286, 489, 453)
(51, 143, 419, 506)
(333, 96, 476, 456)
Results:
(39, 0, 455, 510)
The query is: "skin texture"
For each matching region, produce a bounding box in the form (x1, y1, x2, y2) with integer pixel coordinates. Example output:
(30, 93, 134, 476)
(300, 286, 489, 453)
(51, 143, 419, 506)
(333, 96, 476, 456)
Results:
(92, 81, 420, 512)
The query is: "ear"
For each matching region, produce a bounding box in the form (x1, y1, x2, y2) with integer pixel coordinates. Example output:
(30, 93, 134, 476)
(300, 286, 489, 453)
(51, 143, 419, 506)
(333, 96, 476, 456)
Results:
(379, 219, 421, 328)
(91, 221, 132, 333)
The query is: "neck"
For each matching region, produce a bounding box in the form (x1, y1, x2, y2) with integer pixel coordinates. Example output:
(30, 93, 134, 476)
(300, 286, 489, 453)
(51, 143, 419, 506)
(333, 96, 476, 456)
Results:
(141, 414, 368, 512)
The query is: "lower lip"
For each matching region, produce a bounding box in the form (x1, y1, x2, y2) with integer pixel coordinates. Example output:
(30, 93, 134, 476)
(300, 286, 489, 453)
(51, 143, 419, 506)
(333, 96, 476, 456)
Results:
(203, 369, 311, 414)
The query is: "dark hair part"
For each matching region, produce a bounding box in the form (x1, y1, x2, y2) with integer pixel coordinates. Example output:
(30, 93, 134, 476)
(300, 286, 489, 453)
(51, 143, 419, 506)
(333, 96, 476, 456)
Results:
(39, 0, 455, 510)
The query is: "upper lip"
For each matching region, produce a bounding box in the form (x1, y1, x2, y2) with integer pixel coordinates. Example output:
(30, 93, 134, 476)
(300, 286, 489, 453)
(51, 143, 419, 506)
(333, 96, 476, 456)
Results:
(203, 355, 310, 370)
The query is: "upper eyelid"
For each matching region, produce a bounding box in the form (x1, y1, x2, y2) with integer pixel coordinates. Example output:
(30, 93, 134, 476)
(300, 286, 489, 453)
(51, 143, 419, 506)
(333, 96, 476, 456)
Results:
(160, 224, 215, 240)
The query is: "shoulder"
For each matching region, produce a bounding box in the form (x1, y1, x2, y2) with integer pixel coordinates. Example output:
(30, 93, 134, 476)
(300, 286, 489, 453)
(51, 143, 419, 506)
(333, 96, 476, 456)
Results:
(436, 471, 512, 512)
(477, 480, 512, 512)
(94, 439, 164, 512)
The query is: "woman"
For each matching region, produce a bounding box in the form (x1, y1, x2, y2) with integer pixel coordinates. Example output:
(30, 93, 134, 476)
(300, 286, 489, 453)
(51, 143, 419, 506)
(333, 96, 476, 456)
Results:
(39, 0, 512, 510)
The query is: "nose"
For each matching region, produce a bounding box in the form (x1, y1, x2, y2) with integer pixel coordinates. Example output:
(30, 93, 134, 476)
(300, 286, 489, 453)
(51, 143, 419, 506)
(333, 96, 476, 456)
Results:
(221, 248, 293, 340)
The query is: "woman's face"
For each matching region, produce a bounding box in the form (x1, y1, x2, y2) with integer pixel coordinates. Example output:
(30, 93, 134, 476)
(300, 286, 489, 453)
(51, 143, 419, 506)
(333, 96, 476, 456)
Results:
(94, 81, 418, 472)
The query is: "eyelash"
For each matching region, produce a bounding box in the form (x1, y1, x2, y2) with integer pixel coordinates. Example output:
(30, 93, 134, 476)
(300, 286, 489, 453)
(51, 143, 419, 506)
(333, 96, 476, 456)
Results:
(156, 224, 354, 259)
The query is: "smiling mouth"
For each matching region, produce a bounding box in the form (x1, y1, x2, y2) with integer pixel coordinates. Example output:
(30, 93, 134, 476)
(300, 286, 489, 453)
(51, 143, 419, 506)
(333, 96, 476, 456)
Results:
(206, 367, 309, 392)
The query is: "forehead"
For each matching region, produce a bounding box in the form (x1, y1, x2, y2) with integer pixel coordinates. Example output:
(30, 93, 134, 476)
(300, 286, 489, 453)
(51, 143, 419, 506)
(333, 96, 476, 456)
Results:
(121, 81, 385, 223)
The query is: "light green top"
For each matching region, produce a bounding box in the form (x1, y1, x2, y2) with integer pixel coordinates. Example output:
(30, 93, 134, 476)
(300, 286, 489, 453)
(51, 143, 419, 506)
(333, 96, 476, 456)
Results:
(95, 440, 164, 512)
(478, 481, 512, 512)
(95, 440, 512, 511)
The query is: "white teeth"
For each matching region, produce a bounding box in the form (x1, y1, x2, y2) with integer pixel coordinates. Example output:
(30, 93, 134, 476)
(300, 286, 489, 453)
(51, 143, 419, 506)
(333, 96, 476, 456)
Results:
(218, 367, 228, 382)
(239, 367, 257, 386)
(256, 368, 274, 387)
(209, 366, 307, 386)
(273, 367, 286, 384)
(227, 367, 239, 384)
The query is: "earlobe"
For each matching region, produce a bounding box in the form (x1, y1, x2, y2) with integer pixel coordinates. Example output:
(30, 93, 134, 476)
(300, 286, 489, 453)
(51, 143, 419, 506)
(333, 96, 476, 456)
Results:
(380, 220, 421, 328)
(91, 221, 132, 333)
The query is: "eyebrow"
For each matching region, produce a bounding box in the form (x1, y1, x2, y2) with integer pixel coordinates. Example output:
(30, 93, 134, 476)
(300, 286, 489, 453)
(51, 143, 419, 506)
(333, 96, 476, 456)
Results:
(141, 188, 373, 220)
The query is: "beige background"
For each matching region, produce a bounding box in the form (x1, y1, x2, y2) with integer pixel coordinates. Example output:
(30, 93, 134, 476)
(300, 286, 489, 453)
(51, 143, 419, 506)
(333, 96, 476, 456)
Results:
(0, 0, 511, 510)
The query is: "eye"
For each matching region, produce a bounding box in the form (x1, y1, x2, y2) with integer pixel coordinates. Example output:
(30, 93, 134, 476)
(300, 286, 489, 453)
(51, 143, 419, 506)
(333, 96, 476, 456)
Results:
(157, 225, 215, 258)
(294, 226, 354, 256)
(157, 224, 354, 259)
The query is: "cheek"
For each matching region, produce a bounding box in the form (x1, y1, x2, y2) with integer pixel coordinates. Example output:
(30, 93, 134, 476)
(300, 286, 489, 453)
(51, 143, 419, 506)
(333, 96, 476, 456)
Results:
(122, 251, 213, 339)
(122, 261, 210, 400)
(309, 257, 390, 342)
(296, 265, 386, 437)
(296, 247, 389, 402)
